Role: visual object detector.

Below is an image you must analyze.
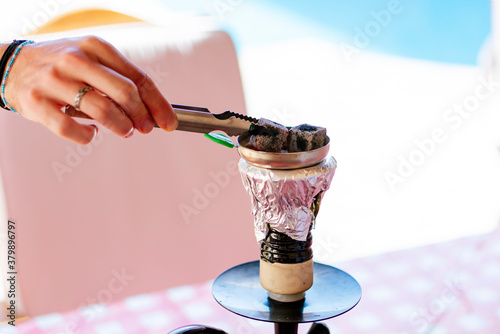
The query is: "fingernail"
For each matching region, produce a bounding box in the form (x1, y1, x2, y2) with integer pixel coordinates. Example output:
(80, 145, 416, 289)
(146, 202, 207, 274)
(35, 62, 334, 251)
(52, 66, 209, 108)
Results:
(124, 127, 134, 138)
(90, 124, 98, 141)
(166, 114, 178, 132)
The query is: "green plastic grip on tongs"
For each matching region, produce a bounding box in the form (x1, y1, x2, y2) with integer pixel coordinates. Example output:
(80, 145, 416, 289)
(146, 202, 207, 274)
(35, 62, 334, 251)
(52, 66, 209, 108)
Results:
(204, 133, 235, 148)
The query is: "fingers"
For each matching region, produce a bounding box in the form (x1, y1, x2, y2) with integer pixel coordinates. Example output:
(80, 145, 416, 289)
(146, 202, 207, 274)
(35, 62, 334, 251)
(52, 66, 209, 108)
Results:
(136, 75, 178, 132)
(63, 105, 90, 119)
(37, 67, 134, 138)
(75, 88, 135, 137)
(78, 36, 178, 131)
(26, 94, 98, 145)
(54, 51, 151, 133)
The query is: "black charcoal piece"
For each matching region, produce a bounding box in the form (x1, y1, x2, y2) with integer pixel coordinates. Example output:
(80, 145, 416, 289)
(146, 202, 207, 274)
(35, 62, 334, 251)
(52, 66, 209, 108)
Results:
(249, 118, 289, 152)
(287, 124, 327, 152)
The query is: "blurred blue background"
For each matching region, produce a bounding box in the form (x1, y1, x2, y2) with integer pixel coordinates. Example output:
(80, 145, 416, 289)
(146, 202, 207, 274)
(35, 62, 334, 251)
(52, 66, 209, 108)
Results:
(160, 0, 491, 65)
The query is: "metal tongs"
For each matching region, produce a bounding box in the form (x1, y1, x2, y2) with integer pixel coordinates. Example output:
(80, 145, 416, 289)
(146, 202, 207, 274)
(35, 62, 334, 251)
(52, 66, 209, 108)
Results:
(167, 104, 258, 137)
(68, 103, 258, 137)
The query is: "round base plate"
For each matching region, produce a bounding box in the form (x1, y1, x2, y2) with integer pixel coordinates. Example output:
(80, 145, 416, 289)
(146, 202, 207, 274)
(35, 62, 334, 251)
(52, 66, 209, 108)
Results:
(212, 261, 361, 323)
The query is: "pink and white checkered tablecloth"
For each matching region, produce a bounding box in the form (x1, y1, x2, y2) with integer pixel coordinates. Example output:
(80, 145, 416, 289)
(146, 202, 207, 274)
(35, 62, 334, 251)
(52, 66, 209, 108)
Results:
(3, 229, 500, 334)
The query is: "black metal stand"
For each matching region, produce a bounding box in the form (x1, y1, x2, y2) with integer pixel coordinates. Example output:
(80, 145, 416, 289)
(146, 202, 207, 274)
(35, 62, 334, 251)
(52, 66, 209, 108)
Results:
(212, 261, 361, 334)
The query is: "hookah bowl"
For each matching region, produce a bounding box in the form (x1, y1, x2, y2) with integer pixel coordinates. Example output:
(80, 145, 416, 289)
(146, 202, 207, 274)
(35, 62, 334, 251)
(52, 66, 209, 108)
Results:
(239, 161, 335, 302)
(211, 133, 361, 334)
(237, 133, 335, 302)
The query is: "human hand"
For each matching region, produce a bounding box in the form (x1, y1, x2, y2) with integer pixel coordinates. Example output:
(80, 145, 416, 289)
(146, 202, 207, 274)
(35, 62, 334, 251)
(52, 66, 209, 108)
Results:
(2, 36, 178, 144)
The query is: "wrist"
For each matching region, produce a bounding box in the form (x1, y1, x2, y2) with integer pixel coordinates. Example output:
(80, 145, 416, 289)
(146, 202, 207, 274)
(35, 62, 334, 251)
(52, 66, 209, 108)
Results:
(0, 40, 34, 113)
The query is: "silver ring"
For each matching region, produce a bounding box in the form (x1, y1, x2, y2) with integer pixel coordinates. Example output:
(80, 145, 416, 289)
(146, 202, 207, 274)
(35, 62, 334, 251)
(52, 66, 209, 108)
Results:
(74, 86, 93, 112)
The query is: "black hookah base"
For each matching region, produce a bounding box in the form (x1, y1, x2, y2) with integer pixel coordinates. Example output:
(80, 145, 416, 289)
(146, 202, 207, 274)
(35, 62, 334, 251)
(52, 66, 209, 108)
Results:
(212, 261, 361, 333)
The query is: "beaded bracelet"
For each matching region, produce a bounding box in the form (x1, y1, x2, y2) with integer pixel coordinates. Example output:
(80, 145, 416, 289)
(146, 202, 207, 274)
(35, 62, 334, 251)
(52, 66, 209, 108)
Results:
(1, 40, 34, 114)
(0, 40, 26, 109)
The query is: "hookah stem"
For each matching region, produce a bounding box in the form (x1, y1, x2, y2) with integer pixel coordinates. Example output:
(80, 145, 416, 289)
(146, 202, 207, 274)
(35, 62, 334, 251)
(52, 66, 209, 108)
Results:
(275, 322, 298, 334)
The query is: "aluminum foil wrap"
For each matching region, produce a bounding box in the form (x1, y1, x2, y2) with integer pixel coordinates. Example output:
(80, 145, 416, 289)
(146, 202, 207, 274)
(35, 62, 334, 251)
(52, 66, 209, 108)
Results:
(239, 157, 336, 243)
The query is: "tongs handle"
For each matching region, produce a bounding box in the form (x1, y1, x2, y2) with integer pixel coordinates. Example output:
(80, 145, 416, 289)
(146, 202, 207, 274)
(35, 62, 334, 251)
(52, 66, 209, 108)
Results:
(171, 104, 253, 137)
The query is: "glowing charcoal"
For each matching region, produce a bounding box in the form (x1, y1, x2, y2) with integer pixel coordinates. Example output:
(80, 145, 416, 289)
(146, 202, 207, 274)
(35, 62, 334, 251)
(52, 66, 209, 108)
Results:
(287, 124, 327, 152)
(249, 118, 289, 152)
